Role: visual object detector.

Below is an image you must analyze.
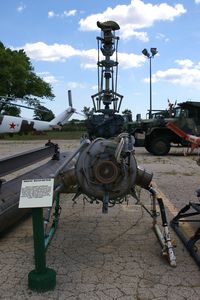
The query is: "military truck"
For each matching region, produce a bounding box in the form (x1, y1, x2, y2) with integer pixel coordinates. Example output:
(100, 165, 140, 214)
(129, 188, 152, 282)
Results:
(131, 101, 200, 155)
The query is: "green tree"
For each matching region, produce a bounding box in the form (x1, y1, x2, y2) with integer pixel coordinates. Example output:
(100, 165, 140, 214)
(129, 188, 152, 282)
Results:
(0, 104, 21, 116)
(0, 42, 54, 105)
(122, 109, 132, 121)
(33, 104, 55, 121)
(82, 106, 94, 117)
(62, 119, 86, 131)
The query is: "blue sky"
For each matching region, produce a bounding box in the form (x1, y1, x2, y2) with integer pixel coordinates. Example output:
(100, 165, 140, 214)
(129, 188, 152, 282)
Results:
(1, 0, 200, 119)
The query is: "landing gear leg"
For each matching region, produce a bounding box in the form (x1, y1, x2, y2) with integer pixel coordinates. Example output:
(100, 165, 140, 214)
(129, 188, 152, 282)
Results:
(149, 187, 176, 267)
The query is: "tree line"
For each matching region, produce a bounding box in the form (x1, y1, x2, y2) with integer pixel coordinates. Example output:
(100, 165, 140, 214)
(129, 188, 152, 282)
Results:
(0, 42, 54, 120)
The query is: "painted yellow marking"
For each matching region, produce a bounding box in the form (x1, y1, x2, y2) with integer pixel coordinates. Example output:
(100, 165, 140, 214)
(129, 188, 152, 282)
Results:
(152, 181, 179, 216)
(152, 181, 195, 238)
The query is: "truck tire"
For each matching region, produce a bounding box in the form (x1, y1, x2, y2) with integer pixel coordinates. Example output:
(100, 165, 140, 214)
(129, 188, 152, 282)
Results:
(149, 137, 171, 156)
(144, 140, 152, 153)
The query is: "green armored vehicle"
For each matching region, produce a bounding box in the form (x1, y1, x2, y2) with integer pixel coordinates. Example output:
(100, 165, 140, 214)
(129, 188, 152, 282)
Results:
(131, 101, 200, 155)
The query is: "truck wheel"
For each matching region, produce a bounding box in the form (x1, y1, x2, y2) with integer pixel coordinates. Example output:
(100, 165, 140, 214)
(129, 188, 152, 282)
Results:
(150, 137, 170, 156)
(144, 140, 152, 153)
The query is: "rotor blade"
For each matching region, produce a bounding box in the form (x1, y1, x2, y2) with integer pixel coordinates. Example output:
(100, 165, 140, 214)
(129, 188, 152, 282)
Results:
(0, 96, 45, 107)
(0, 97, 13, 103)
(68, 90, 73, 107)
(67, 90, 84, 116)
(0, 96, 36, 103)
(0, 101, 49, 113)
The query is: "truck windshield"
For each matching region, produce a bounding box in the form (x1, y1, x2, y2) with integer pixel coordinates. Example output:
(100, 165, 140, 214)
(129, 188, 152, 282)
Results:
(174, 108, 181, 117)
(174, 108, 188, 118)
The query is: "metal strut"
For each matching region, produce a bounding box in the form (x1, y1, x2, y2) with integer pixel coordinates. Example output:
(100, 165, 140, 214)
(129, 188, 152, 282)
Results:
(44, 191, 62, 249)
(149, 187, 177, 267)
(102, 191, 109, 213)
(171, 201, 200, 267)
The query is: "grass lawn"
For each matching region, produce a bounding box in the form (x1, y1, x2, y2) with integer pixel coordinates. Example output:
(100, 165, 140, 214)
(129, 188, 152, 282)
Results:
(0, 130, 86, 140)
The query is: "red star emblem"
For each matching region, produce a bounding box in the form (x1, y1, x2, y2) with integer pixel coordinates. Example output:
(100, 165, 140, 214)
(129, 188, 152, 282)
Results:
(9, 122, 16, 129)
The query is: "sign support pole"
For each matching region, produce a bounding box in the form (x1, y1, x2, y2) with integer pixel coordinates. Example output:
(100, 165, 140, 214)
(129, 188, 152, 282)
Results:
(28, 207, 56, 292)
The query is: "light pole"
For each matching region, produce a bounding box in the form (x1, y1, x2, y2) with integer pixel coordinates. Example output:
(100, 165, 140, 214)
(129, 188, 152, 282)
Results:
(142, 48, 158, 119)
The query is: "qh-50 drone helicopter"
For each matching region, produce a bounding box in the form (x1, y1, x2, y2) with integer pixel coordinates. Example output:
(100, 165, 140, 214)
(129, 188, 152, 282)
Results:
(41, 20, 176, 267)
(1, 20, 177, 292)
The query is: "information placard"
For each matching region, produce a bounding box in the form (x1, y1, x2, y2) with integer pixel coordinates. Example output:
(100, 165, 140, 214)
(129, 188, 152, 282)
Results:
(19, 178, 54, 208)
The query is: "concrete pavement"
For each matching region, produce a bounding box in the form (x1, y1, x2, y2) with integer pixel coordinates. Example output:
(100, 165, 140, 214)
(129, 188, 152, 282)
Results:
(0, 141, 200, 299)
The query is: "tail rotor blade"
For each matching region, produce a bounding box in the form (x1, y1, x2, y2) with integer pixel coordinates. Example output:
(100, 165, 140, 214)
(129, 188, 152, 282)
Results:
(68, 90, 73, 107)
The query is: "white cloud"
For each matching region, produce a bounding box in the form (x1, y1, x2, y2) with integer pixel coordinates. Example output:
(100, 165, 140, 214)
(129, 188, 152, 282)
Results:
(67, 81, 85, 89)
(43, 75, 58, 84)
(63, 10, 77, 17)
(48, 11, 58, 18)
(80, 49, 98, 69)
(48, 9, 77, 18)
(18, 42, 80, 61)
(120, 26, 149, 42)
(175, 59, 194, 68)
(118, 52, 145, 68)
(91, 85, 98, 90)
(16, 42, 145, 69)
(80, 51, 145, 69)
(150, 60, 200, 88)
(79, 0, 186, 41)
(17, 2, 26, 12)
(37, 72, 58, 84)
(156, 33, 169, 42)
(195, 0, 200, 4)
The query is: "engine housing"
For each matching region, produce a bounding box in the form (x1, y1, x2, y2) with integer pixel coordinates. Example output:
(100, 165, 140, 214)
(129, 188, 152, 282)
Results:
(75, 137, 150, 200)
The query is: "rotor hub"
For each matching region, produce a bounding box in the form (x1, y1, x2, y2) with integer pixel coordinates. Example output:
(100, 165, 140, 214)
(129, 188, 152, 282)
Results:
(94, 160, 119, 184)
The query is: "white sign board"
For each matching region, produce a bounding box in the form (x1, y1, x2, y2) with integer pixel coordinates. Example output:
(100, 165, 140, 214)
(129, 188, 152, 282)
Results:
(19, 178, 54, 208)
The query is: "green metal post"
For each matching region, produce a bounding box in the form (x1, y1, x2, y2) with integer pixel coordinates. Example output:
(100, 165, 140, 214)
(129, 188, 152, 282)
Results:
(28, 207, 56, 292)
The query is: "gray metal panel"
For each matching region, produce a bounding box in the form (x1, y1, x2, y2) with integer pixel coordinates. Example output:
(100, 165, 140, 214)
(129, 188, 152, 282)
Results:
(0, 144, 56, 177)
(0, 151, 73, 234)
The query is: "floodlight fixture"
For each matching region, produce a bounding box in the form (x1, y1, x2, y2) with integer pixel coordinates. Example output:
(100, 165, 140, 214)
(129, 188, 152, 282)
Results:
(150, 47, 158, 57)
(142, 48, 150, 58)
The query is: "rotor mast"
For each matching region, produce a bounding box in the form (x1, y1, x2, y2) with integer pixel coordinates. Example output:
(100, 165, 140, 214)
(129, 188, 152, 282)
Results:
(91, 21, 123, 115)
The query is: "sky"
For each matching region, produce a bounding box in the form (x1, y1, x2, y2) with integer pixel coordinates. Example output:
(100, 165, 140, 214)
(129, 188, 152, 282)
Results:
(1, 0, 200, 119)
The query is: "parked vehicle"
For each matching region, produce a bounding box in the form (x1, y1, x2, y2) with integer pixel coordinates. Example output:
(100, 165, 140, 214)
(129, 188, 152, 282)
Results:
(131, 101, 200, 155)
